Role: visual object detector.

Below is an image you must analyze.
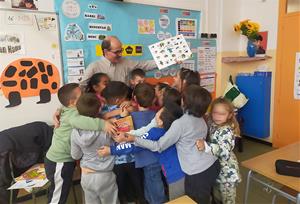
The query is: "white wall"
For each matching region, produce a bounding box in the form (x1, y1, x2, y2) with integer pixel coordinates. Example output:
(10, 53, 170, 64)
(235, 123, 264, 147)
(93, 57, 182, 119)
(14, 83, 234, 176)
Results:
(240, 0, 279, 50)
(206, 0, 279, 52)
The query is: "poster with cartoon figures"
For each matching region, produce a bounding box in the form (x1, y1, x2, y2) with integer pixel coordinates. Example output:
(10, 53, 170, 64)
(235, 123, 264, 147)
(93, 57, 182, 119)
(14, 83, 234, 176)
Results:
(176, 18, 197, 39)
(149, 35, 192, 70)
(54, 0, 201, 82)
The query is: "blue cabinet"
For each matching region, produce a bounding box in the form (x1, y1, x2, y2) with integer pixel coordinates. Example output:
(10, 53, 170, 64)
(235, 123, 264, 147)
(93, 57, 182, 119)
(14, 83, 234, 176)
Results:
(236, 72, 271, 138)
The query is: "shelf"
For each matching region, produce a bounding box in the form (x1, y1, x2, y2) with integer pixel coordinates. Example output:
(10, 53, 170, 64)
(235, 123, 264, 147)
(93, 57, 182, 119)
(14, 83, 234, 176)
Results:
(222, 55, 272, 63)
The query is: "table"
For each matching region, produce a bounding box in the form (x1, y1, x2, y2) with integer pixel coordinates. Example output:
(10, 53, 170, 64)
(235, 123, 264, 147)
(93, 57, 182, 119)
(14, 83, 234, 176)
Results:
(166, 195, 196, 204)
(242, 142, 300, 204)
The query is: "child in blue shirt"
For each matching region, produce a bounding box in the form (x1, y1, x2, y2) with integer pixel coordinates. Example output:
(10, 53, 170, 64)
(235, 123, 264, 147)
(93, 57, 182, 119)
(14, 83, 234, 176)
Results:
(101, 81, 146, 204)
(130, 83, 165, 204)
(100, 102, 185, 200)
(100, 87, 184, 200)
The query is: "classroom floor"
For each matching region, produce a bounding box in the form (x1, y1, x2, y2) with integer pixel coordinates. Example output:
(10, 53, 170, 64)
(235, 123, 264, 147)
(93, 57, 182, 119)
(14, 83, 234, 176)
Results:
(20, 138, 290, 204)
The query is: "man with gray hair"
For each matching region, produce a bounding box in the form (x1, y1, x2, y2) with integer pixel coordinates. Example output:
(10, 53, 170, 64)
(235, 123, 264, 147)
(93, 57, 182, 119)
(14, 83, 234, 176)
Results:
(81, 36, 157, 85)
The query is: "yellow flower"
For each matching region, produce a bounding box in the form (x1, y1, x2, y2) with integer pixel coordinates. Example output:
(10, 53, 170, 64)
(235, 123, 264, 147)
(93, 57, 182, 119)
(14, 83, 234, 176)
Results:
(240, 19, 250, 24)
(252, 22, 260, 31)
(234, 19, 260, 39)
(246, 22, 254, 30)
(234, 24, 241, 32)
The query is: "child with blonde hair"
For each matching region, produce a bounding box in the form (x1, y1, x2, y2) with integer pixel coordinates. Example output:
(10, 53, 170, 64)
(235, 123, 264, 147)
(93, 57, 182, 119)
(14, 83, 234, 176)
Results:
(196, 97, 241, 204)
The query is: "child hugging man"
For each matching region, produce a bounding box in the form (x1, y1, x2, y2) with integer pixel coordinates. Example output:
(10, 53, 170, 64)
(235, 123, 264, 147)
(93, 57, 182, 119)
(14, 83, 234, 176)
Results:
(130, 83, 166, 204)
(45, 83, 116, 204)
(101, 81, 146, 204)
(71, 93, 118, 204)
(128, 68, 145, 99)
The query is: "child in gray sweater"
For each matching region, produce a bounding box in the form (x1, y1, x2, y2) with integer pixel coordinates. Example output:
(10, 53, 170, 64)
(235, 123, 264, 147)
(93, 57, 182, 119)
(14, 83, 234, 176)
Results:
(71, 93, 119, 204)
(120, 85, 220, 203)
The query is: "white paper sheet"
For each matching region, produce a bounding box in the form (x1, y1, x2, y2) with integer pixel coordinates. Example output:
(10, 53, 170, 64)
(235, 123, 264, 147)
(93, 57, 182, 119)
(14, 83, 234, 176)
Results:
(149, 34, 192, 70)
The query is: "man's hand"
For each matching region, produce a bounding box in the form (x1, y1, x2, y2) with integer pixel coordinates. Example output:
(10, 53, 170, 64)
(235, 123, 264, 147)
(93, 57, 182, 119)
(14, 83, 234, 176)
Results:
(98, 146, 111, 157)
(103, 120, 118, 135)
(196, 139, 205, 151)
(53, 108, 61, 128)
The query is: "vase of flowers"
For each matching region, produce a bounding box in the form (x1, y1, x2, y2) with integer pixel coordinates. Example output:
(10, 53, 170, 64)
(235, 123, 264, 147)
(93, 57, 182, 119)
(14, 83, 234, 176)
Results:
(234, 19, 260, 57)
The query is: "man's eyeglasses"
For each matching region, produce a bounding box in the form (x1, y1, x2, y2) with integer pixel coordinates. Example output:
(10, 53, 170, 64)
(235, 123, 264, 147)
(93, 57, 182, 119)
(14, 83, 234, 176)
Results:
(108, 48, 123, 55)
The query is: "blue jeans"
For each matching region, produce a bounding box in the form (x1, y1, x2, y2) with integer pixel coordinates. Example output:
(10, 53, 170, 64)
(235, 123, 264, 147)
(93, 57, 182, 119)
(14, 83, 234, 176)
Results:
(143, 162, 166, 204)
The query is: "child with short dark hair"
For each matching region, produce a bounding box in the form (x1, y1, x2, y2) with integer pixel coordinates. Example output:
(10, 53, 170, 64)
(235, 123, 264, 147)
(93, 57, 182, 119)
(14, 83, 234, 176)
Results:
(100, 102, 185, 200)
(128, 83, 166, 204)
(162, 87, 182, 107)
(101, 81, 130, 120)
(128, 68, 146, 100)
(101, 81, 146, 204)
(45, 83, 116, 204)
(122, 85, 220, 203)
(71, 93, 118, 204)
(129, 68, 145, 87)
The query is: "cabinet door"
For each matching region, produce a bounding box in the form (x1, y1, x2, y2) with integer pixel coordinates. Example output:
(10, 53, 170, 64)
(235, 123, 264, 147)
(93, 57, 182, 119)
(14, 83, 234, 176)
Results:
(273, 0, 300, 147)
(237, 76, 271, 138)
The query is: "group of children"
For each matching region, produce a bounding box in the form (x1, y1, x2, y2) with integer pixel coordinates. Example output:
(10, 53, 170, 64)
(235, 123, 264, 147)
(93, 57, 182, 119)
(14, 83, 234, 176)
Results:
(45, 67, 241, 204)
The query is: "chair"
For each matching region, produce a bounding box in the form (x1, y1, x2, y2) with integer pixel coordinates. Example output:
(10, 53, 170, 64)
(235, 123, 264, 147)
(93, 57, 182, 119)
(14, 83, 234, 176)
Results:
(0, 121, 53, 204)
(2, 122, 79, 204)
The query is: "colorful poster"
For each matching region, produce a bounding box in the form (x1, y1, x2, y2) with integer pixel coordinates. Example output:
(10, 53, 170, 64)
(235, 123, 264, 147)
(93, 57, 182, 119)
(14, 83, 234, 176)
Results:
(0, 32, 25, 55)
(62, 0, 80, 18)
(180, 60, 195, 71)
(294, 52, 300, 100)
(5, 11, 33, 25)
(64, 23, 84, 41)
(197, 39, 217, 73)
(35, 15, 57, 31)
(200, 73, 216, 93)
(138, 19, 155, 34)
(149, 34, 192, 70)
(176, 18, 197, 39)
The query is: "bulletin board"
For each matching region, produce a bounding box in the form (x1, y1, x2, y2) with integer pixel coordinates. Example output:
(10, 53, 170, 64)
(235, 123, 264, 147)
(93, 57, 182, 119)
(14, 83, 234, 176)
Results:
(54, 0, 202, 83)
(0, 6, 63, 131)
